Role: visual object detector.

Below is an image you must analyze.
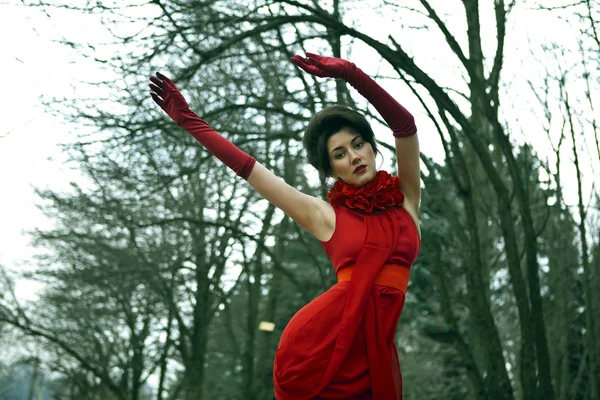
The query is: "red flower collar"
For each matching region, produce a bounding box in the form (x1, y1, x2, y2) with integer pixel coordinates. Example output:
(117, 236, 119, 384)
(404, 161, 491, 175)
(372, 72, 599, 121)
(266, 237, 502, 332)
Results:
(326, 170, 404, 213)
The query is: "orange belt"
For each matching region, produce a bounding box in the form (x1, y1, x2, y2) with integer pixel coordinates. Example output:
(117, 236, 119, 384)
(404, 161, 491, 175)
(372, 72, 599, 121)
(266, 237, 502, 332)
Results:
(337, 263, 411, 293)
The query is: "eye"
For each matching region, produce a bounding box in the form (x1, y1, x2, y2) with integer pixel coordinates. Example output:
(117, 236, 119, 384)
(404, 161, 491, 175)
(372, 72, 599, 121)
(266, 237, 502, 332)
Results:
(355, 142, 364, 149)
(335, 152, 344, 159)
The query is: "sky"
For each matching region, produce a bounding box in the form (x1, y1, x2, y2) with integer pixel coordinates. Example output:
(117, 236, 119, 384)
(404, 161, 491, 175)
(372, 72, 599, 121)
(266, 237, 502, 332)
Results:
(0, 1, 99, 298)
(1, 0, 599, 302)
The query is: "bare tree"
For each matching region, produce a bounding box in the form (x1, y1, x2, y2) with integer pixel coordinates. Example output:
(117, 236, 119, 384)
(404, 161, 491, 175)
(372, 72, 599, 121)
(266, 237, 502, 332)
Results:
(11, 0, 600, 398)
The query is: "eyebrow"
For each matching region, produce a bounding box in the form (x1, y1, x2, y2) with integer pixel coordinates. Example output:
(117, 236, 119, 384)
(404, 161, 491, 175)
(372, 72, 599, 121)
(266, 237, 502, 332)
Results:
(330, 135, 362, 155)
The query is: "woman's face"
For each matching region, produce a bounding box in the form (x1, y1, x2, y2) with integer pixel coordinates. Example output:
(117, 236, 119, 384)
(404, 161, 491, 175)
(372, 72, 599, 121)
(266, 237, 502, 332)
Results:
(327, 127, 376, 187)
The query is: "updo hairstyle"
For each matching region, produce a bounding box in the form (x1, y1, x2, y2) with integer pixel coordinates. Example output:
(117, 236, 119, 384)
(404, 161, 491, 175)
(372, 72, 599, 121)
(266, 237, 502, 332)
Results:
(303, 105, 379, 182)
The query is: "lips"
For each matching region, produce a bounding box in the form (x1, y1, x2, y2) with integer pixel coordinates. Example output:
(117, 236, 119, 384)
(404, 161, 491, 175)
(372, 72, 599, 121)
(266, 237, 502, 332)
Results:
(354, 165, 367, 174)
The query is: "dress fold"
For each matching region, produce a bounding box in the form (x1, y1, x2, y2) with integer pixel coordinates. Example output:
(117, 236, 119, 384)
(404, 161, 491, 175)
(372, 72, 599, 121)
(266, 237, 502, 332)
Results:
(274, 175, 420, 400)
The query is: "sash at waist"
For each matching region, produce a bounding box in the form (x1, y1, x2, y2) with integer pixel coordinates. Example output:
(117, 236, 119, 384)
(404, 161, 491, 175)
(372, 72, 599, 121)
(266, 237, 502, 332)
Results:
(336, 263, 411, 294)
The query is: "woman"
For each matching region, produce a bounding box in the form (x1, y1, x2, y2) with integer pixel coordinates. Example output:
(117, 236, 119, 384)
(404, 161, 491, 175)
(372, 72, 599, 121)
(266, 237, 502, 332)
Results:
(149, 52, 421, 400)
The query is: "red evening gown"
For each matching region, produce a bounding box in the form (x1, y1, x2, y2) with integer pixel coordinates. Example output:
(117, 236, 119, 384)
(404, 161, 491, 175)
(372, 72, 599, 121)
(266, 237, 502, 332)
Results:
(273, 196, 420, 400)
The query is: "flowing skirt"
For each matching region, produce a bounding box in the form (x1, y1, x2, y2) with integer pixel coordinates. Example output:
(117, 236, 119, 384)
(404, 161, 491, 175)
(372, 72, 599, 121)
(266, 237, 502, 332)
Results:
(273, 281, 406, 399)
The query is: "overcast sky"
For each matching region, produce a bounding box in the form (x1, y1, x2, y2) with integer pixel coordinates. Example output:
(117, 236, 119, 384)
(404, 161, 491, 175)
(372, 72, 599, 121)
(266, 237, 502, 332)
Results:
(1, 0, 598, 300)
(0, 1, 96, 298)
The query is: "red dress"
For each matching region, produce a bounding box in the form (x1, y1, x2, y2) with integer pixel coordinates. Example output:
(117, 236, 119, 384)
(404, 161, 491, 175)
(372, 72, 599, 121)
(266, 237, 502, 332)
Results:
(273, 172, 421, 400)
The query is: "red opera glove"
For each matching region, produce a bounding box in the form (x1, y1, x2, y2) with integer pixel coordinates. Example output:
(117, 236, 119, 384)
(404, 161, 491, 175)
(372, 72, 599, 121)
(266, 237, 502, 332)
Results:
(149, 72, 256, 179)
(290, 52, 416, 137)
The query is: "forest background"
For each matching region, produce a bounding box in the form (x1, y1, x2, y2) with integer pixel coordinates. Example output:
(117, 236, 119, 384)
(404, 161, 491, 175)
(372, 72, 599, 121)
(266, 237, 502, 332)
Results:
(0, 0, 599, 399)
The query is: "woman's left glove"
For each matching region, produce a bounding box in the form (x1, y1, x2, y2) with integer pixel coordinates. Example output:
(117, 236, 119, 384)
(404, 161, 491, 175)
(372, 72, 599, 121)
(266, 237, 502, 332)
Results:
(290, 52, 351, 79)
(291, 53, 416, 138)
(149, 72, 255, 180)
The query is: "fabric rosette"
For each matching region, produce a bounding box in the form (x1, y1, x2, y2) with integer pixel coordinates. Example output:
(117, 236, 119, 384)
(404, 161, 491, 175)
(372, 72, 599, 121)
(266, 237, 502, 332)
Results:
(326, 170, 404, 212)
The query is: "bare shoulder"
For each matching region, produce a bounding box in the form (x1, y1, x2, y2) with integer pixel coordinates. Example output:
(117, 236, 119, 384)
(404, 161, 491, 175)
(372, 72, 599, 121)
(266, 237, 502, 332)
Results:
(246, 161, 336, 242)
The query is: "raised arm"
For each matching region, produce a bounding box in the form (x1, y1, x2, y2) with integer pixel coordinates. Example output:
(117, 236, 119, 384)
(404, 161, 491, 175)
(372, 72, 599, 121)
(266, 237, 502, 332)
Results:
(149, 73, 335, 241)
(290, 54, 421, 212)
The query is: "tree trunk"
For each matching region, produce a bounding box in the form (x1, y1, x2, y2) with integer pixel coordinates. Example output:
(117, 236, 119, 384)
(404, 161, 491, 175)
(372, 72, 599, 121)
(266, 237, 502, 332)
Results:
(438, 109, 514, 399)
(564, 82, 599, 399)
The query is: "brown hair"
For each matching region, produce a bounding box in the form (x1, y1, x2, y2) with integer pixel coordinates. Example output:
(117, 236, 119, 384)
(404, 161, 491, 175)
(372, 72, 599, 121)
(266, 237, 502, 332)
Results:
(303, 105, 379, 182)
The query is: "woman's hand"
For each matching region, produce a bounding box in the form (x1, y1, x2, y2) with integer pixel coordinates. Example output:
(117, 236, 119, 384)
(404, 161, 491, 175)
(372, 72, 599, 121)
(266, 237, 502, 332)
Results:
(290, 52, 353, 79)
(149, 72, 191, 126)
(148, 72, 257, 180)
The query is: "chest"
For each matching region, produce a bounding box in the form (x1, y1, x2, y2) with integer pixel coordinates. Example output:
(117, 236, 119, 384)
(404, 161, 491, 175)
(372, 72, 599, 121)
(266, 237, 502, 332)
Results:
(320, 206, 420, 271)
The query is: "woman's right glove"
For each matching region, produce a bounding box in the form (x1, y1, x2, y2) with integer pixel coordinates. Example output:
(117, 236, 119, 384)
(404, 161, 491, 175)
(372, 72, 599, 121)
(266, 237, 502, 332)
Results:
(290, 53, 416, 138)
(149, 72, 256, 180)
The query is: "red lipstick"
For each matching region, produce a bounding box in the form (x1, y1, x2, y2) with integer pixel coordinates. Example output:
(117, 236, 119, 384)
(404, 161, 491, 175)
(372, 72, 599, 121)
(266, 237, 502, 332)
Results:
(354, 165, 366, 174)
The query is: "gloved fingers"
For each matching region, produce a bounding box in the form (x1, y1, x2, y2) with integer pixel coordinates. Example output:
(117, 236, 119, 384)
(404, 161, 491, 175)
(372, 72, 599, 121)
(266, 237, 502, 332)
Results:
(290, 55, 309, 68)
(149, 75, 163, 88)
(149, 83, 163, 97)
(291, 56, 324, 76)
(290, 57, 310, 71)
(155, 71, 168, 81)
(300, 64, 324, 76)
(305, 52, 324, 61)
(307, 66, 325, 77)
(306, 53, 334, 71)
(305, 56, 325, 69)
(150, 92, 164, 107)
(155, 72, 176, 88)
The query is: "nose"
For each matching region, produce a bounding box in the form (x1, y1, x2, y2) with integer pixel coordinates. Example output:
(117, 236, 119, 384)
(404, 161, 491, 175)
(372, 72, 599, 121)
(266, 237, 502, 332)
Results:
(349, 150, 361, 165)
